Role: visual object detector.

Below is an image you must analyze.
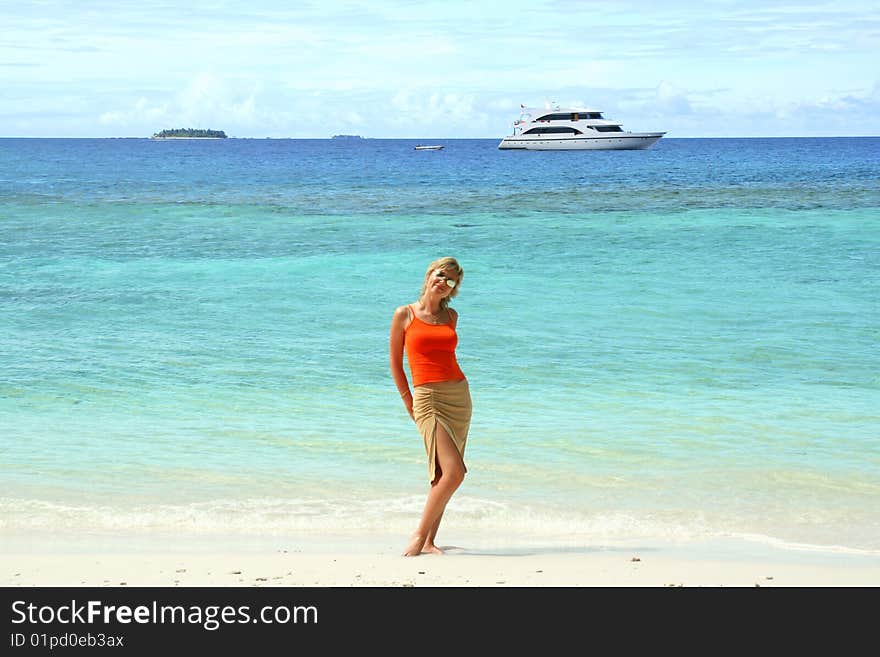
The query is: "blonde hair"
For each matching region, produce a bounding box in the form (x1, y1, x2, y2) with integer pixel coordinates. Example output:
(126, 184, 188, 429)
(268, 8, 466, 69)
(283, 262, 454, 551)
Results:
(420, 257, 463, 310)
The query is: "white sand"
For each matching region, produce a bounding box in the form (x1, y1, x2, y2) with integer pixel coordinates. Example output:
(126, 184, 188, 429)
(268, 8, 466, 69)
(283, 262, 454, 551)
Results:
(3, 534, 878, 587)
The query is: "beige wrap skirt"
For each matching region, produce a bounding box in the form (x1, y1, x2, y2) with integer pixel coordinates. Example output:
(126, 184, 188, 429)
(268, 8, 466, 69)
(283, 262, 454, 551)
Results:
(412, 379, 472, 483)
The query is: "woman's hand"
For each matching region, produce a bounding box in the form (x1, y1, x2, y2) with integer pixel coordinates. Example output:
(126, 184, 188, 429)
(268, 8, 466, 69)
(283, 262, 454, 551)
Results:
(402, 391, 415, 421)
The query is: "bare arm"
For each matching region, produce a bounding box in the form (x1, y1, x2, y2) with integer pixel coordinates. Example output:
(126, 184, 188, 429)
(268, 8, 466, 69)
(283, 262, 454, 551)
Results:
(389, 305, 414, 420)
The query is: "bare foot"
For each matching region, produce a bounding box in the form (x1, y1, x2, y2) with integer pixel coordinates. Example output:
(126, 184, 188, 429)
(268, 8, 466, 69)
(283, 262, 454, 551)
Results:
(403, 534, 426, 557)
(421, 544, 445, 555)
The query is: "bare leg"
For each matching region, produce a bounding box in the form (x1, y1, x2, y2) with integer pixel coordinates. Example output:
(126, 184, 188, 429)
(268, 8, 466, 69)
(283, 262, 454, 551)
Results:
(422, 509, 445, 554)
(403, 423, 465, 556)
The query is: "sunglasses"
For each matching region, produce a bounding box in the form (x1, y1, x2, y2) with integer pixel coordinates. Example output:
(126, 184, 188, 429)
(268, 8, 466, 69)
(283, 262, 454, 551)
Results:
(433, 270, 457, 288)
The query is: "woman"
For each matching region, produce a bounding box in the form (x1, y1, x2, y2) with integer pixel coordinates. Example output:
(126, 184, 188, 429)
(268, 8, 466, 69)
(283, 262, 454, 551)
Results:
(389, 257, 471, 556)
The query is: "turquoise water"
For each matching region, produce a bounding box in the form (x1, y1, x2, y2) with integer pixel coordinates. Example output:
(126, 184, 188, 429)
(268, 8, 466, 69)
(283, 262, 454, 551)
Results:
(1, 137, 878, 552)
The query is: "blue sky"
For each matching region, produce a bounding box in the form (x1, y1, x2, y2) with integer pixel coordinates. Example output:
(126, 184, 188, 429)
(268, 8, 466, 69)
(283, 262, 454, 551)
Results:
(3, 0, 879, 138)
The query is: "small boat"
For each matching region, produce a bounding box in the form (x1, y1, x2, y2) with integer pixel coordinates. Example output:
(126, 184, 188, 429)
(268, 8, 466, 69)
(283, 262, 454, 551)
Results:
(414, 144, 444, 151)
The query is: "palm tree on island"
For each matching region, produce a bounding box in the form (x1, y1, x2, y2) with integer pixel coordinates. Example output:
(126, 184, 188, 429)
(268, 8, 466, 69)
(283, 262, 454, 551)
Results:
(151, 128, 228, 139)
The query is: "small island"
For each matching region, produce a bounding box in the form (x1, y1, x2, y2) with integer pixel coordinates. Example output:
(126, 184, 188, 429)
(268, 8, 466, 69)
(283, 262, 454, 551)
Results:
(331, 134, 363, 140)
(151, 128, 228, 140)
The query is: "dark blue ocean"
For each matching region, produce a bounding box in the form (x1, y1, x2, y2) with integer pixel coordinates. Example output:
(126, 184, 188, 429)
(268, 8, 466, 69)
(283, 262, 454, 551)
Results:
(1, 137, 878, 553)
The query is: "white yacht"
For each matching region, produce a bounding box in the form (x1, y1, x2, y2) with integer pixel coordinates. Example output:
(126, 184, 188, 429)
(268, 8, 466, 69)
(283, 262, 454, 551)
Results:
(498, 104, 665, 150)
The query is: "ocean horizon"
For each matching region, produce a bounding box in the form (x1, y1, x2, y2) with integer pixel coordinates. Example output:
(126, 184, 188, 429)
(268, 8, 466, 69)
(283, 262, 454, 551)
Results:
(2, 136, 878, 556)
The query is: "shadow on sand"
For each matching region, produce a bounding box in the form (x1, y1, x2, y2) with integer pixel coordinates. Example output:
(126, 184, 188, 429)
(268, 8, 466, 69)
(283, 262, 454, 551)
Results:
(434, 544, 661, 558)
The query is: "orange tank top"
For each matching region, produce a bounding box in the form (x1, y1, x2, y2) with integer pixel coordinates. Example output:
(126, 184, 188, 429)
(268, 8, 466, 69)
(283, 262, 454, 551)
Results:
(404, 305, 466, 387)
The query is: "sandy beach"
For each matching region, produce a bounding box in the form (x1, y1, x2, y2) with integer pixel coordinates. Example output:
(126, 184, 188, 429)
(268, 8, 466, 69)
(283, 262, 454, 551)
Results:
(3, 533, 878, 587)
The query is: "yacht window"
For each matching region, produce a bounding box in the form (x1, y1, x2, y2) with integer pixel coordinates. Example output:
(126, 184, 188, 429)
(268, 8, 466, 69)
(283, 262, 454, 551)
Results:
(592, 125, 623, 132)
(536, 112, 604, 121)
(523, 127, 583, 135)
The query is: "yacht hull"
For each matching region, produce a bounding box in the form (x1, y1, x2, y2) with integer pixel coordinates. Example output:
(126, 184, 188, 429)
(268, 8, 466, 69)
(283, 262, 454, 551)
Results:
(497, 133, 664, 151)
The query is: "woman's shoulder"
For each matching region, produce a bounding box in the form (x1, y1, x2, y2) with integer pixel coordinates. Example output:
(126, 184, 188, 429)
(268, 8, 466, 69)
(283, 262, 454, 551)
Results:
(392, 304, 414, 325)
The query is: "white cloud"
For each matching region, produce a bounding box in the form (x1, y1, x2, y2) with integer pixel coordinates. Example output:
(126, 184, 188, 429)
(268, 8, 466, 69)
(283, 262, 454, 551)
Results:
(231, 95, 258, 124)
(94, 74, 274, 135)
(343, 111, 365, 126)
(654, 81, 695, 115)
(98, 97, 168, 126)
(3, 1, 879, 136)
(391, 91, 478, 125)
